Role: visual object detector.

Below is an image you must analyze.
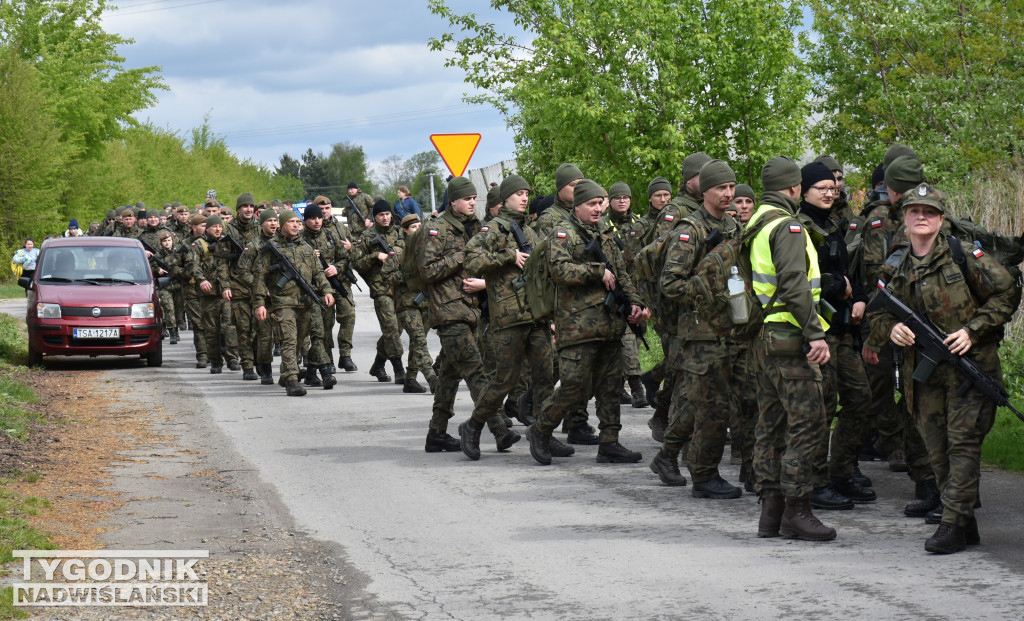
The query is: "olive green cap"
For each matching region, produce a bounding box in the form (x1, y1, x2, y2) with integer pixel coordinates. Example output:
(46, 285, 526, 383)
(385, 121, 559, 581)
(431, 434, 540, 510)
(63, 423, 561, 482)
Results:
(486, 185, 502, 210)
(883, 143, 918, 169)
(608, 182, 631, 198)
(682, 152, 712, 183)
(447, 176, 477, 202)
(259, 208, 279, 224)
(555, 163, 584, 191)
(270, 199, 283, 207)
(734, 184, 756, 201)
(236, 192, 256, 208)
(572, 179, 605, 207)
(884, 155, 926, 194)
(205, 214, 223, 227)
(499, 174, 531, 202)
(647, 176, 672, 198)
(699, 159, 736, 192)
(279, 210, 300, 224)
(813, 154, 842, 173)
(761, 156, 802, 192)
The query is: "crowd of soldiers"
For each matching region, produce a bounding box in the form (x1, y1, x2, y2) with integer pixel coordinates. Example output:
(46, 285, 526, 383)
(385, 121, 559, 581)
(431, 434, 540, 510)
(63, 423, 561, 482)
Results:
(95, 145, 1016, 554)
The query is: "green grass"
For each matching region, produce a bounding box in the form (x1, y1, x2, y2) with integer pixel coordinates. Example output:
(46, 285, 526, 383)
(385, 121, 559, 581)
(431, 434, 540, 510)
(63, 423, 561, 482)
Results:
(982, 341, 1024, 472)
(0, 315, 26, 364)
(0, 372, 40, 442)
(638, 321, 664, 372)
(0, 284, 23, 299)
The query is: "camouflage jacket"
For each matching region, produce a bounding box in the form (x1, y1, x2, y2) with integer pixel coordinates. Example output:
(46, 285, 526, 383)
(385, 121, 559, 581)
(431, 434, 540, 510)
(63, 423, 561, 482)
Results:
(138, 225, 168, 252)
(151, 244, 185, 291)
(653, 191, 702, 241)
(323, 217, 355, 289)
(548, 214, 641, 349)
(112, 223, 140, 239)
(661, 206, 741, 341)
(797, 203, 867, 336)
(600, 208, 647, 276)
(187, 233, 222, 297)
(419, 209, 482, 329)
(216, 216, 262, 295)
(237, 230, 275, 295)
(353, 223, 403, 298)
(465, 207, 539, 330)
(856, 198, 898, 295)
(169, 219, 192, 244)
(300, 225, 344, 295)
(344, 192, 374, 237)
(534, 198, 572, 239)
(252, 232, 331, 309)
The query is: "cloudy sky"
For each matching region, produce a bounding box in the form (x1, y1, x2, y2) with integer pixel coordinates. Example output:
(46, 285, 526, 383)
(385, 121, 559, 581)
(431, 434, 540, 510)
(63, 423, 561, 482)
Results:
(101, 0, 519, 176)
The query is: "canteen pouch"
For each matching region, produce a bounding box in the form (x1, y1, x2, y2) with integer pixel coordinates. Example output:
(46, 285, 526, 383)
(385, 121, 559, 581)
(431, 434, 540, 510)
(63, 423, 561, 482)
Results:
(763, 326, 805, 358)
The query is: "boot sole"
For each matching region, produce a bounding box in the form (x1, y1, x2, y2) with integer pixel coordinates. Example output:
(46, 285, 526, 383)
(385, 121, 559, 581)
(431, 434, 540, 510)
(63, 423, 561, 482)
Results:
(596, 455, 642, 464)
(692, 489, 742, 499)
(424, 444, 461, 453)
(496, 433, 521, 452)
(322, 380, 336, 389)
(757, 529, 782, 538)
(780, 528, 837, 541)
(925, 541, 966, 554)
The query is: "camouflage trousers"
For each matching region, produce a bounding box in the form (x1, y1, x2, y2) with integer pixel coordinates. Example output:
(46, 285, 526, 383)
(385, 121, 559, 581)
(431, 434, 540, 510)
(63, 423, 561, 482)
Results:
(537, 340, 624, 443)
(230, 294, 256, 369)
(172, 287, 186, 327)
(200, 295, 237, 367)
(752, 334, 828, 499)
(912, 344, 999, 526)
(661, 335, 689, 457)
(157, 289, 175, 330)
(184, 295, 206, 362)
(255, 307, 274, 365)
(270, 304, 316, 382)
(728, 343, 759, 469)
(302, 303, 330, 368)
(429, 322, 504, 436)
(317, 302, 336, 359)
(821, 334, 873, 480)
(471, 322, 553, 426)
(621, 331, 642, 377)
(372, 295, 404, 359)
(867, 344, 933, 483)
(478, 320, 529, 407)
(398, 306, 435, 382)
(334, 290, 355, 357)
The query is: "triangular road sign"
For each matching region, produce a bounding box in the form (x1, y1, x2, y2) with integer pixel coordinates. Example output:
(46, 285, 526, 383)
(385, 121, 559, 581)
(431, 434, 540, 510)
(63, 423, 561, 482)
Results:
(430, 133, 481, 177)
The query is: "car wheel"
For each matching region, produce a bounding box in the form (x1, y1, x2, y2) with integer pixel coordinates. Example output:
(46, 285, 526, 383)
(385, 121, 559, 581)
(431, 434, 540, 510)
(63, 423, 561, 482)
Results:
(27, 342, 43, 367)
(145, 339, 163, 367)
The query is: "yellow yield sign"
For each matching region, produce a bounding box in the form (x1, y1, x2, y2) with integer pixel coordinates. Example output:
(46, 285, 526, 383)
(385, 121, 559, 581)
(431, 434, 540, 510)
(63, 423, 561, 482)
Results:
(430, 133, 481, 177)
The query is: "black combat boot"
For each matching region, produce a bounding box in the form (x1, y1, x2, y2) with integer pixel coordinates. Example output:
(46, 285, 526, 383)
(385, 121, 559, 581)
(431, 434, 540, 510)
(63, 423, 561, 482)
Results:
(518, 388, 533, 424)
(925, 506, 943, 524)
(829, 476, 877, 503)
(162, 327, 169, 338)
(425, 429, 461, 453)
(649, 449, 687, 486)
(905, 479, 940, 517)
(507, 395, 534, 426)
(285, 379, 307, 397)
(566, 423, 600, 445)
(780, 498, 837, 541)
(526, 425, 552, 465)
(458, 418, 484, 460)
(169, 328, 179, 345)
(692, 476, 743, 499)
(647, 404, 669, 443)
(273, 342, 282, 357)
(810, 485, 854, 510)
(965, 515, 981, 546)
(339, 355, 357, 372)
(620, 385, 633, 404)
(390, 357, 406, 384)
(320, 365, 336, 389)
(403, 374, 426, 393)
(493, 424, 521, 452)
(640, 370, 660, 408)
(548, 434, 575, 457)
(210, 364, 222, 374)
(369, 355, 391, 382)
(925, 522, 966, 554)
(757, 493, 785, 538)
(628, 375, 649, 408)
(258, 363, 274, 385)
(303, 366, 322, 387)
(242, 367, 259, 381)
(227, 360, 241, 371)
(596, 441, 642, 464)
(852, 463, 872, 487)
(195, 358, 208, 369)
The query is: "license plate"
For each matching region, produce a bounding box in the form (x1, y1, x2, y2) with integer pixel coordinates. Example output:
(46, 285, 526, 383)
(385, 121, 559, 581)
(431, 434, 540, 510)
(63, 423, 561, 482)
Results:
(74, 327, 120, 339)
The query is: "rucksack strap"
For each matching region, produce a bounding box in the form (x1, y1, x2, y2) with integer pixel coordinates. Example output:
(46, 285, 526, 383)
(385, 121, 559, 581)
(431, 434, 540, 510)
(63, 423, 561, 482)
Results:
(947, 234, 970, 282)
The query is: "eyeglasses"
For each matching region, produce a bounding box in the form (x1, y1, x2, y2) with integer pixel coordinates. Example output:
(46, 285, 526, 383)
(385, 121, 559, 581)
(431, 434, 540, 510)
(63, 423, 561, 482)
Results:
(811, 185, 839, 194)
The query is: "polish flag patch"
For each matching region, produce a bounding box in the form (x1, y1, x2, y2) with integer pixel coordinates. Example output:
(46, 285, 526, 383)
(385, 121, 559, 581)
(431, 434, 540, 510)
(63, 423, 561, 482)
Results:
(480, 226, 489, 232)
(428, 229, 439, 236)
(664, 214, 675, 222)
(679, 233, 690, 242)
(789, 224, 802, 233)
(877, 279, 885, 289)
(870, 219, 883, 229)
(973, 248, 985, 258)
(556, 231, 568, 238)
(849, 223, 858, 230)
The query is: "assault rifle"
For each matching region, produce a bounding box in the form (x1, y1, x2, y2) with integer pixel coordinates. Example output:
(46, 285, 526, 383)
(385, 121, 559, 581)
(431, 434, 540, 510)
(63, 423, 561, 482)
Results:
(345, 195, 367, 224)
(583, 237, 650, 350)
(370, 234, 396, 257)
(260, 240, 328, 309)
(212, 233, 245, 259)
(138, 239, 173, 276)
(867, 282, 1023, 423)
(302, 239, 353, 303)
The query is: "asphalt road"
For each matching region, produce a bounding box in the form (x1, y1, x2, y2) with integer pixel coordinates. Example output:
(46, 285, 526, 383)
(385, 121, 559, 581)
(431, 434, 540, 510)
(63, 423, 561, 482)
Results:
(5, 291, 1024, 620)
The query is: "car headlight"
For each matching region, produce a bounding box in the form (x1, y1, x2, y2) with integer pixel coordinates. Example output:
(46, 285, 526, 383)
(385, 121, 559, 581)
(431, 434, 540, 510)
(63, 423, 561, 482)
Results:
(37, 303, 61, 319)
(130, 303, 155, 319)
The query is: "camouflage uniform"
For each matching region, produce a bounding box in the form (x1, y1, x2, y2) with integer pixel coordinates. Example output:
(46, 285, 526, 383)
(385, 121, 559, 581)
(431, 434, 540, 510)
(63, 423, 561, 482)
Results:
(868, 234, 1016, 527)
(238, 229, 276, 369)
(344, 191, 374, 237)
(323, 216, 357, 362)
(301, 224, 345, 369)
(534, 214, 641, 443)
(188, 232, 236, 369)
(393, 278, 435, 385)
(659, 206, 745, 485)
(252, 232, 332, 383)
(152, 243, 184, 331)
(465, 207, 555, 426)
(353, 222, 405, 361)
(601, 208, 647, 378)
(218, 216, 262, 372)
(420, 210, 508, 438)
(180, 233, 207, 364)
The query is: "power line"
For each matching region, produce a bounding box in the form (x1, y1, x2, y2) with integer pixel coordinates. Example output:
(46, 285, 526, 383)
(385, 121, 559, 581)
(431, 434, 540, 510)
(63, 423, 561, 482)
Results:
(112, 0, 188, 9)
(108, 0, 226, 17)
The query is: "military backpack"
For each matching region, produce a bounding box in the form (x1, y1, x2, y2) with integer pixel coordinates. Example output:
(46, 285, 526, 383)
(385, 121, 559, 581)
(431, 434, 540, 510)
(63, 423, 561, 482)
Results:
(522, 236, 556, 320)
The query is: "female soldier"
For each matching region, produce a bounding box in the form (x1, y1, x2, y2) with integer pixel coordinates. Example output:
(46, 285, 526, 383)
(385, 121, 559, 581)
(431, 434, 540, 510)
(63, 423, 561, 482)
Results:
(869, 183, 1017, 554)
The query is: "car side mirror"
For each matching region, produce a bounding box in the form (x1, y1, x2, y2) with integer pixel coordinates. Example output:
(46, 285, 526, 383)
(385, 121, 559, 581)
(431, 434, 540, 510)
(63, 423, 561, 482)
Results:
(156, 276, 172, 290)
(18, 276, 33, 290)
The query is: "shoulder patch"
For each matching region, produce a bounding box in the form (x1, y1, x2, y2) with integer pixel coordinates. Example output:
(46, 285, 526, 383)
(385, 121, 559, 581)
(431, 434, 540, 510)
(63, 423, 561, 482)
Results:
(664, 214, 675, 222)
(972, 248, 984, 258)
(629, 230, 637, 237)
(679, 233, 690, 242)
(428, 229, 439, 236)
(849, 223, 858, 230)
(480, 226, 489, 233)
(788, 224, 802, 234)
(556, 231, 568, 239)
(870, 219, 882, 229)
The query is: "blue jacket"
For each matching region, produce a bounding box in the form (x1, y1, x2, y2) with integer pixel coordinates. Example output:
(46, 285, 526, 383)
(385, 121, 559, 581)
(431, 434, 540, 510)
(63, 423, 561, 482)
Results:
(393, 197, 423, 221)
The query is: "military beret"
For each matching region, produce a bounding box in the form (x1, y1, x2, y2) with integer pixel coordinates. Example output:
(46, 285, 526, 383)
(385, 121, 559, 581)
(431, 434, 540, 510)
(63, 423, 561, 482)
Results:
(572, 179, 605, 207)
(236, 192, 256, 208)
(801, 162, 835, 196)
(189, 214, 207, 226)
(259, 208, 279, 224)
(158, 229, 174, 241)
(883, 143, 918, 169)
(499, 174, 531, 202)
(761, 156, 802, 192)
(205, 214, 223, 227)
(608, 181, 631, 198)
(401, 214, 420, 228)
(682, 152, 713, 183)
(304, 204, 324, 220)
(313, 195, 331, 206)
(447, 176, 477, 202)
(647, 176, 672, 198)
(204, 197, 218, 208)
(555, 163, 584, 191)
(699, 159, 736, 193)
(884, 155, 926, 194)
(813, 154, 842, 173)
(279, 210, 300, 224)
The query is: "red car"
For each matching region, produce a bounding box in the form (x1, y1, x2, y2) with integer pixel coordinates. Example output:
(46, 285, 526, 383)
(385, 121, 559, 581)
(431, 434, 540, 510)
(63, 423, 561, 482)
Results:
(19, 237, 168, 366)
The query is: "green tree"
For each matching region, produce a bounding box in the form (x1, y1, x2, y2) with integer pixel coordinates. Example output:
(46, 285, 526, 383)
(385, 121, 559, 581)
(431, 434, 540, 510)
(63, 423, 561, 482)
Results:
(0, 0, 166, 159)
(429, 0, 808, 193)
(325, 141, 372, 205)
(802, 0, 1024, 185)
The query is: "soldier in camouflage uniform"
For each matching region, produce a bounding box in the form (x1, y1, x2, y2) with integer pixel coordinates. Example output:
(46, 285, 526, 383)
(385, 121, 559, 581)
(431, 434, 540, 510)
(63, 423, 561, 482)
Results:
(749, 156, 836, 542)
(650, 152, 712, 242)
(458, 175, 553, 460)
(650, 160, 745, 498)
(151, 230, 184, 344)
(600, 181, 649, 408)
(298, 203, 343, 389)
(113, 208, 140, 239)
(317, 196, 359, 373)
(188, 214, 237, 373)
(867, 184, 1016, 554)
(168, 203, 191, 329)
(527, 179, 649, 465)
(218, 192, 264, 381)
(344, 183, 374, 238)
(238, 208, 280, 384)
(392, 214, 436, 393)
(253, 210, 336, 397)
(138, 210, 168, 253)
(183, 214, 209, 367)
(353, 200, 406, 384)
(419, 177, 519, 453)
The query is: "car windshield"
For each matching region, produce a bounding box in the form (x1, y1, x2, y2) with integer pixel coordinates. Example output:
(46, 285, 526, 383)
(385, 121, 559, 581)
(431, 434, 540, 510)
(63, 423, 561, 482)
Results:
(37, 246, 151, 285)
